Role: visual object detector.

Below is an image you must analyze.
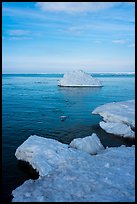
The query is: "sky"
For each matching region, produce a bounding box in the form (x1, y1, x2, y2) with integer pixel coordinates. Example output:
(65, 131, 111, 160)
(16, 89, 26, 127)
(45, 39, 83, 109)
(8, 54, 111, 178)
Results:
(2, 2, 135, 74)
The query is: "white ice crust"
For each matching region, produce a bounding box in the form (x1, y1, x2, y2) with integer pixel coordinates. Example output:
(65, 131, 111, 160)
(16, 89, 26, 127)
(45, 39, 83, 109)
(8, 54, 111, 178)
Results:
(69, 133, 104, 155)
(12, 135, 135, 202)
(92, 100, 135, 138)
(14, 134, 103, 176)
(15, 135, 76, 176)
(100, 121, 135, 138)
(58, 70, 102, 87)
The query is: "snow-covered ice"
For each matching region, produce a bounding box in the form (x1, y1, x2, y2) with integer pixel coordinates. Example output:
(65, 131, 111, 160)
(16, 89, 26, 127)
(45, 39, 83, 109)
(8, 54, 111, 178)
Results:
(58, 70, 102, 87)
(12, 135, 135, 202)
(92, 100, 135, 138)
(15, 135, 82, 177)
(99, 121, 135, 138)
(69, 133, 104, 155)
(15, 134, 104, 176)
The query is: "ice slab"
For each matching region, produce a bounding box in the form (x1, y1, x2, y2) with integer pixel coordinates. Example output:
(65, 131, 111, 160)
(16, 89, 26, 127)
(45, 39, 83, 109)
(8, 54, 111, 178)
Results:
(15, 135, 94, 177)
(92, 100, 135, 138)
(58, 70, 102, 87)
(100, 121, 135, 138)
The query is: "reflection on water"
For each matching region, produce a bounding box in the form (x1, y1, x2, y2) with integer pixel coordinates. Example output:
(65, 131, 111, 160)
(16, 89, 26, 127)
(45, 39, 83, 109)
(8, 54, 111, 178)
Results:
(59, 86, 102, 98)
(58, 87, 103, 121)
(58, 87, 102, 123)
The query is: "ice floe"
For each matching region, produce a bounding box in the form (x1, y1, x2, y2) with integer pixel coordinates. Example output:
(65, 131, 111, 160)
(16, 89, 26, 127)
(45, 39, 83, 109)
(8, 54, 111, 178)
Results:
(99, 121, 135, 138)
(58, 70, 102, 87)
(60, 115, 67, 121)
(69, 133, 104, 155)
(12, 135, 135, 202)
(92, 100, 135, 138)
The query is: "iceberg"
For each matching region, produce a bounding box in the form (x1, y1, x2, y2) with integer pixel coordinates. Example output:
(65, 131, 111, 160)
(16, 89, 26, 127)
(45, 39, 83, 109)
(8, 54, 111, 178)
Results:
(12, 135, 135, 202)
(92, 100, 135, 138)
(58, 70, 102, 87)
(69, 133, 104, 155)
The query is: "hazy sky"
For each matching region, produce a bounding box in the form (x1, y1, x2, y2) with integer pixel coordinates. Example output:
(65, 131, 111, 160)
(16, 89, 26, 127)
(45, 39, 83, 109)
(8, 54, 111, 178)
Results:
(2, 2, 135, 73)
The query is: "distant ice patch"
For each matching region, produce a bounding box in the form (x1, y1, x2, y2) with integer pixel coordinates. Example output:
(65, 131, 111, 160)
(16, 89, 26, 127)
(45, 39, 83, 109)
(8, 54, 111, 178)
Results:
(58, 70, 102, 87)
(92, 100, 135, 138)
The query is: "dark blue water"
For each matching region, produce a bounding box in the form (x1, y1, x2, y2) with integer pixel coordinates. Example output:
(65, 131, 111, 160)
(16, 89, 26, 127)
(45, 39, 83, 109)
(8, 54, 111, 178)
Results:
(2, 74, 135, 202)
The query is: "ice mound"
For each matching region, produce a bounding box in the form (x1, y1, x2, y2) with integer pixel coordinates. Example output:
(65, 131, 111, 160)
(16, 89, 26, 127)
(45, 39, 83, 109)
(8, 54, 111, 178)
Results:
(58, 70, 102, 87)
(12, 135, 135, 202)
(69, 133, 104, 155)
(92, 100, 135, 138)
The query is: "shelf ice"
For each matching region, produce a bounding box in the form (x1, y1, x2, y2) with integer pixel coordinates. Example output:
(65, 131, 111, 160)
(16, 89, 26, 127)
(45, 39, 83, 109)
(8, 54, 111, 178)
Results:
(12, 135, 135, 202)
(92, 100, 135, 138)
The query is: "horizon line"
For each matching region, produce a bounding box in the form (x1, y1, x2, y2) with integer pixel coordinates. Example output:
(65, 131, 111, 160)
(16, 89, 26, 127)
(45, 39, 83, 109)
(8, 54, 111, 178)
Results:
(2, 71, 135, 75)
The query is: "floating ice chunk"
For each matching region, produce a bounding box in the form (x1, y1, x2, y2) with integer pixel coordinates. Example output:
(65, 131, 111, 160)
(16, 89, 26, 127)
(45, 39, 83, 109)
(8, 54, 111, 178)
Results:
(99, 121, 135, 138)
(92, 100, 135, 138)
(58, 70, 102, 87)
(60, 115, 67, 121)
(92, 100, 135, 128)
(69, 133, 104, 155)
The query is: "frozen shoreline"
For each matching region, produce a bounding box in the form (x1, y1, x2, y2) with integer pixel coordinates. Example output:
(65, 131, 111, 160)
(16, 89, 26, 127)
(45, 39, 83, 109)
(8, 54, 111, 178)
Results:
(12, 135, 135, 202)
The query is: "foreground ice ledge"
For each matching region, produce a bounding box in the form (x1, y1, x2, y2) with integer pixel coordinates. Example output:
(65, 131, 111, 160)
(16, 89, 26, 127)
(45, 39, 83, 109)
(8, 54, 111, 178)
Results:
(12, 135, 135, 202)
(15, 134, 104, 177)
(58, 70, 103, 87)
(92, 100, 135, 138)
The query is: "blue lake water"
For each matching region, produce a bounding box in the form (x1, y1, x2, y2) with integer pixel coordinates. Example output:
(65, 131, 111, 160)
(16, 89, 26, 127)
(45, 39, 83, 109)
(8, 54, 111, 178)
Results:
(2, 73, 135, 202)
